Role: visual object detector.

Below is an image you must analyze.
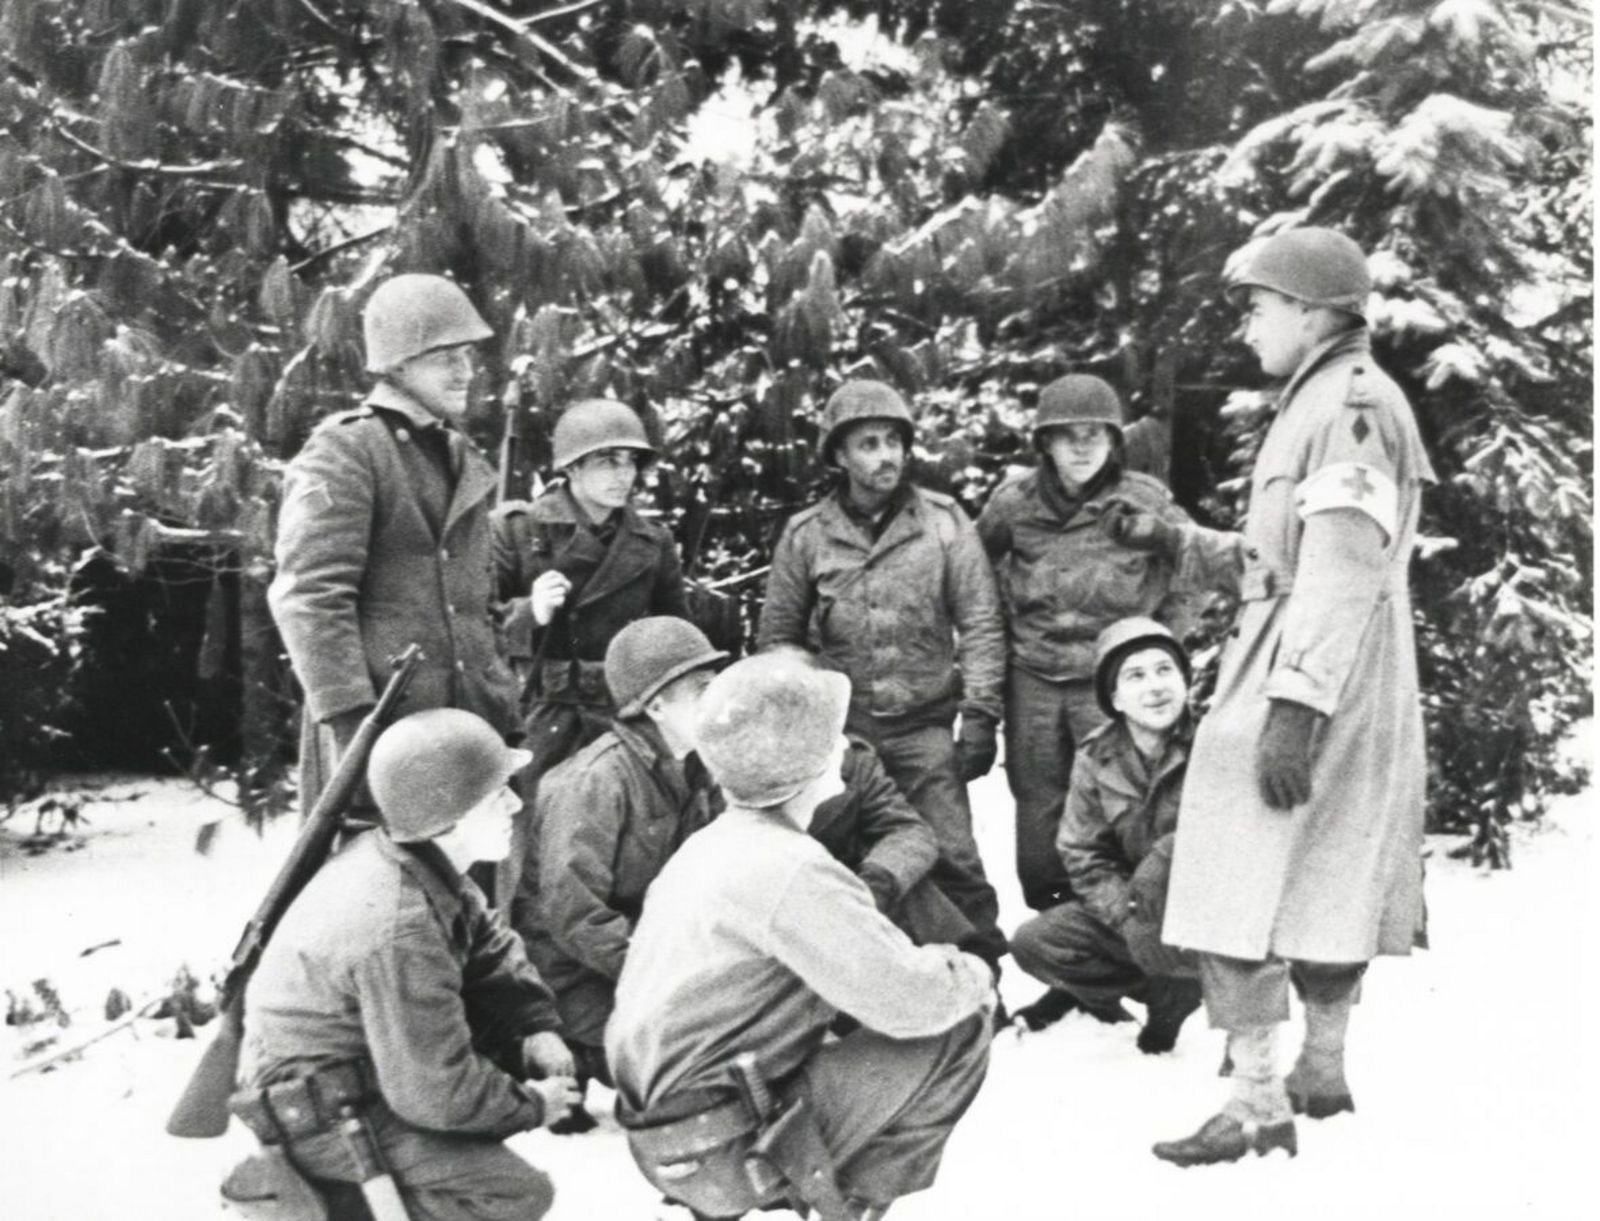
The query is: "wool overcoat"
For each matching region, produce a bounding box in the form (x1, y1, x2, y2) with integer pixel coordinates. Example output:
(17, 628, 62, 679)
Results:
(1162, 330, 1435, 962)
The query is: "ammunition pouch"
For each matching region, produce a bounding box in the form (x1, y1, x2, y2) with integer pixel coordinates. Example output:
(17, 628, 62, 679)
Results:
(623, 1085, 850, 1221)
(230, 1062, 376, 1144)
(220, 1148, 329, 1221)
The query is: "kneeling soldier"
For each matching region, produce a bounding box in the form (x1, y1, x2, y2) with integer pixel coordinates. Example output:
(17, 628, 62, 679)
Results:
(608, 653, 994, 1221)
(512, 616, 727, 1128)
(1009, 618, 1201, 1050)
(229, 709, 579, 1221)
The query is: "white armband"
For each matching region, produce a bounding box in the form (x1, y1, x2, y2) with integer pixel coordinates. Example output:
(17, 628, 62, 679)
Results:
(1294, 461, 1398, 543)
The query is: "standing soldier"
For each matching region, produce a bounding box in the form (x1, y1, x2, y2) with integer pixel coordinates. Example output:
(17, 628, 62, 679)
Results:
(758, 380, 1009, 973)
(1009, 618, 1202, 1049)
(1103, 228, 1435, 1165)
(493, 399, 688, 774)
(976, 374, 1199, 916)
(270, 274, 521, 816)
(512, 616, 726, 1130)
(227, 709, 578, 1221)
(608, 653, 994, 1221)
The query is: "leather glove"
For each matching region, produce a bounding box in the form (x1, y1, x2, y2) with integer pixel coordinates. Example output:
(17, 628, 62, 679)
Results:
(1128, 834, 1175, 931)
(1098, 497, 1183, 561)
(1256, 699, 1323, 810)
(858, 865, 899, 913)
(954, 716, 998, 782)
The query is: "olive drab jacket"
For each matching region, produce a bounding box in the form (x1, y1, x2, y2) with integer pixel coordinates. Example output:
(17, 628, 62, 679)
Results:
(757, 486, 1006, 730)
(512, 718, 716, 1047)
(268, 383, 520, 806)
(810, 737, 940, 909)
(241, 831, 561, 1136)
(976, 467, 1201, 683)
(1057, 718, 1190, 931)
(492, 486, 688, 685)
(1162, 329, 1436, 963)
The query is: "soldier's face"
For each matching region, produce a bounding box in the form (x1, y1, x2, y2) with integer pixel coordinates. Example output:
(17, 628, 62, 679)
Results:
(1111, 646, 1188, 735)
(447, 784, 520, 864)
(567, 448, 640, 516)
(1242, 288, 1317, 378)
(647, 667, 716, 756)
(1042, 423, 1114, 491)
(833, 421, 906, 498)
(391, 342, 477, 421)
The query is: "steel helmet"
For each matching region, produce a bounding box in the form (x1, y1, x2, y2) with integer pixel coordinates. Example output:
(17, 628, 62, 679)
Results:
(1032, 374, 1127, 450)
(367, 708, 532, 842)
(606, 616, 728, 718)
(363, 274, 493, 373)
(696, 653, 850, 808)
(1093, 616, 1191, 719)
(820, 380, 915, 465)
(1224, 228, 1371, 320)
(551, 399, 656, 470)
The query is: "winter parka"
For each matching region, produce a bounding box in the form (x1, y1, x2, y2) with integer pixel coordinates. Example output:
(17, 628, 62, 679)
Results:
(976, 466, 1201, 683)
(1057, 718, 1190, 931)
(512, 718, 716, 1046)
(268, 382, 520, 806)
(241, 830, 561, 1135)
(757, 486, 1006, 730)
(1162, 329, 1436, 963)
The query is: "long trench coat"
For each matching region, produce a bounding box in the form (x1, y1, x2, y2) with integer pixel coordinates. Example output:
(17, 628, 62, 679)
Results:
(268, 383, 520, 809)
(1162, 329, 1435, 963)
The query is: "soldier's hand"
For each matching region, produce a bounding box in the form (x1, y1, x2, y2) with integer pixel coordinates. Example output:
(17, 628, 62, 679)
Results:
(529, 570, 572, 626)
(1099, 498, 1183, 560)
(954, 716, 998, 782)
(325, 706, 373, 756)
(521, 1030, 577, 1080)
(529, 1076, 582, 1128)
(1256, 699, 1322, 810)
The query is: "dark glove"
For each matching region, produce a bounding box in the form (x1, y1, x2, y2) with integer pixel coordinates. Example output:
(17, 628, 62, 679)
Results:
(954, 716, 998, 782)
(1098, 497, 1183, 560)
(1256, 699, 1323, 810)
(858, 865, 899, 913)
(1128, 834, 1175, 931)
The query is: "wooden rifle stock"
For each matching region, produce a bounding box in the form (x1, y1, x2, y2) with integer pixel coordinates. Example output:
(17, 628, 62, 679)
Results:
(165, 645, 425, 1138)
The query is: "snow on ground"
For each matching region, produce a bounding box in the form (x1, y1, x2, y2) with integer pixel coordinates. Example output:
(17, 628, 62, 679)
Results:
(1, 728, 1595, 1221)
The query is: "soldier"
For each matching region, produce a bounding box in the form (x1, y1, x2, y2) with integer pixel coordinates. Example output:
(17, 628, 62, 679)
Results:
(228, 709, 579, 1221)
(269, 274, 521, 816)
(608, 653, 995, 1221)
(493, 399, 688, 775)
(976, 374, 1200, 914)
(1009, 618, 1202, 1051)
(1102, 228, 1435, 1165)
(512, 616, 726, 1130)
(758, 380, 1009, 973)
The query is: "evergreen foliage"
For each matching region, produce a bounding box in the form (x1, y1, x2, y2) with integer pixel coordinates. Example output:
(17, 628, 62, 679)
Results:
(0, 1, 1589, 848)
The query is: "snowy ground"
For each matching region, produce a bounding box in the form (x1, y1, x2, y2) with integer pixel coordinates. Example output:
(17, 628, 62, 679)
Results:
(2, 728, 1595, 1221)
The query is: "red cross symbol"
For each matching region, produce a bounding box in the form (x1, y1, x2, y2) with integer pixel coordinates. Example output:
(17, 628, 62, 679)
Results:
(1340, 466, 1375, 500)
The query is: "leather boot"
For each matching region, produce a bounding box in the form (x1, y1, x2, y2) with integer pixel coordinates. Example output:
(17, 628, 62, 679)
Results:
(1011, 988, 1077, 1032)
(1137, 976, 1202, 1054)
(1151, 1112, 1298, 1167)
(1286, 993, 1355, 1118)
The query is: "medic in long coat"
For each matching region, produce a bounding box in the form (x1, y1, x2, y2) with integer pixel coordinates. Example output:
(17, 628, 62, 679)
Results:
(1102, 228, 1435, 1166)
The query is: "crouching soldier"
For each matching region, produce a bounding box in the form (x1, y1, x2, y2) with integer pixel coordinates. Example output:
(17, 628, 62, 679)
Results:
(1009, 619, 1201, 1051)
(608, 653, 995, 1221)
(512, 616, 727, 1131)
(226, 709, 580, 1221)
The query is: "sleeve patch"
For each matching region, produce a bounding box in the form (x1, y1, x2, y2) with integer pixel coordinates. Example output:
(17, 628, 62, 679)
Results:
(1295, 462, 1398, 542)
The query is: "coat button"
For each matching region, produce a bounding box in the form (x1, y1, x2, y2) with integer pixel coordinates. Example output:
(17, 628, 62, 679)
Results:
(396, 428, 410, 442)
(456, 661, 466, 673)
(440, 549, 451, 561)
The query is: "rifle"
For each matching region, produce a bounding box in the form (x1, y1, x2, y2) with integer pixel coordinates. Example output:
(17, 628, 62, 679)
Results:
(497, 381, 531, 505)
(165, 644, 425, 1139)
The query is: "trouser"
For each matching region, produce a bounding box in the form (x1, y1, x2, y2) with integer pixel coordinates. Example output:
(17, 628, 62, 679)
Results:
(1198, 953, 1366, 1030)
(1011, 901, 1196, 1009)
(237, 1101, 552, 1221)
(1003, 668, 1106, 910)
(628, 1015, 992, 1217)
(856, 719, 1007, 965)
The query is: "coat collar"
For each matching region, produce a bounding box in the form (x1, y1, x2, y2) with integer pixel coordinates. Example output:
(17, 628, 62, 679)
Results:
(1277, 327, 1370, 412)
(1093, 716, 1192, 802)
(817, 483, 929, 558)
(365, 382, 497, 540)
(612, 716, 699, 813)
(375, 830, 468, 927)
(544, 486, 661, 609)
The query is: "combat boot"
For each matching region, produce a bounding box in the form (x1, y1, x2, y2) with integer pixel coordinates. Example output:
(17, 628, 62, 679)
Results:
(1010, 988, 1077, 1032)
(1286, 991, 1355, 1118)
(1151, 1113, 1298, 1167)
(1136, 977, 1202, 1055)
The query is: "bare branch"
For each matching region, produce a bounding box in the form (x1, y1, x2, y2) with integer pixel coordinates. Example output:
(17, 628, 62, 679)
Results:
(53, 126, 244, 178)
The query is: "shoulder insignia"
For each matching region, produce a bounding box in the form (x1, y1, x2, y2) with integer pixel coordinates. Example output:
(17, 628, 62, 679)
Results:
(327, 406, 374, 425)
(787, 499, 829, 531)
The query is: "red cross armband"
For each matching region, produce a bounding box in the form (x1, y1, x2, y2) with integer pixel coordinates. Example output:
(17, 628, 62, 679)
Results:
(1294, 461, 1398, 544)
